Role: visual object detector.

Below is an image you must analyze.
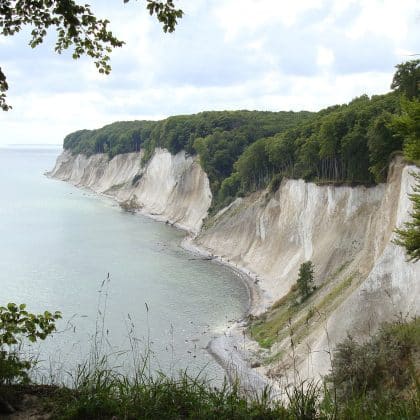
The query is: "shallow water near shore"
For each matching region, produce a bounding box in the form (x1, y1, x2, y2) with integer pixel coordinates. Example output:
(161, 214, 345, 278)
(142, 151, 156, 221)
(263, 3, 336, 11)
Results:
(0, 146, 249, 382)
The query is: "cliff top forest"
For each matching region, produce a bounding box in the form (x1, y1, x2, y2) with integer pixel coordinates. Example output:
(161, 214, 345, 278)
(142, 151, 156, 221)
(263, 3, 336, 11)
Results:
(63, 60, 419, 211)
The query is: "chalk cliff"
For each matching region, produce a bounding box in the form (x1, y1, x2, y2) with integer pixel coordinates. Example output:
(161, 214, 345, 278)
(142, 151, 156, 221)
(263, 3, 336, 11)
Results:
(194, 157, 419, 382)
(49, 149, 212, 234)
(50, 149, 419, 382)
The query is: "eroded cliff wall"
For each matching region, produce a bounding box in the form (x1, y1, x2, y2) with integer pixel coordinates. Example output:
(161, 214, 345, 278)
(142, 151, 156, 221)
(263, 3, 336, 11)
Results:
(49, 149, 212, 234)
(50, 150, 419, 381)
(194, 157, 419, 381)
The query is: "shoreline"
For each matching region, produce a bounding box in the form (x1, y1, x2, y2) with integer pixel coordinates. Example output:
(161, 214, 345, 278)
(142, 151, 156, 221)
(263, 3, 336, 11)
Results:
(47, 173, 274, 395)
(181, 237, 276, 397)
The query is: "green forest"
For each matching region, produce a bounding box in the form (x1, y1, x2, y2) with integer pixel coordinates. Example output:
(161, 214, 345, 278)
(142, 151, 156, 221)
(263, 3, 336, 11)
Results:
(63, 60, 419, 211)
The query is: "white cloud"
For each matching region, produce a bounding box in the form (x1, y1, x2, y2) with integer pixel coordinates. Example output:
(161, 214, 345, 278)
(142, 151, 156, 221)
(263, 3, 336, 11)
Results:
(345, 0, 418, 41)
(317, 46, 335, 68)
(214, 0, 326, 40)
(0, 0, 418, 145)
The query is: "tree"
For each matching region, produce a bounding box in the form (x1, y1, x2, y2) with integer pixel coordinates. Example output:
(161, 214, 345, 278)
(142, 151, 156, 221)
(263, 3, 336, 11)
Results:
(367, 111, 401, 183)
(0, 303, 61, 385)
(390, 59, 420, 100)
(390, 98, 420, 163)
(394, 172, 420, 262)
(296, 261, 315, 301)
(0, 0, 183, 110)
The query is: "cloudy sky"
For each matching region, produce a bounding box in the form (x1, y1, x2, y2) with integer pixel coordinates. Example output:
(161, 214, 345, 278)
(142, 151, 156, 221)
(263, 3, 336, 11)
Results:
(1, 0, 419, 145)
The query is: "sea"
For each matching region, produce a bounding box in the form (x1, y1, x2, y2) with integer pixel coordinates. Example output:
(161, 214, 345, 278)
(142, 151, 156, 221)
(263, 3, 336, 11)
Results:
(0, 145, 249, 383)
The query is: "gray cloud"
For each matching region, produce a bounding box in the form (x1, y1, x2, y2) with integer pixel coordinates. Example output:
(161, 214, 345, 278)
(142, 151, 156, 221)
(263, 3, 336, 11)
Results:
(1, 0, 417, 145)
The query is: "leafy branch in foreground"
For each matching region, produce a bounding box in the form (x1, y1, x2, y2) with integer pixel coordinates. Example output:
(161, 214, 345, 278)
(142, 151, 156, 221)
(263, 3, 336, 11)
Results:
(0, 0, 183, 110)
(394, 172, 420, 262)
(0, 303, 61, 385)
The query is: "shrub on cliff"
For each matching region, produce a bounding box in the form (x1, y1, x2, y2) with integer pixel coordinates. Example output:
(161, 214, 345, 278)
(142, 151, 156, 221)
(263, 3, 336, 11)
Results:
(326, 317, 420, 406)
(394, 172, 420, 262)
(119, 195, 141, 213)
(0, 303, 61, 385)
(296, 261, 315, 301)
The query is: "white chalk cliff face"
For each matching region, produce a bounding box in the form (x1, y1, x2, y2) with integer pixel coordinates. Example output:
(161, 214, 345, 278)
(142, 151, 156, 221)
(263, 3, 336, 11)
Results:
(50, 150, 419, 380)
(194, 157, 419, 381)
(303, 163, 420, 380)
(49, 149, 212, 234)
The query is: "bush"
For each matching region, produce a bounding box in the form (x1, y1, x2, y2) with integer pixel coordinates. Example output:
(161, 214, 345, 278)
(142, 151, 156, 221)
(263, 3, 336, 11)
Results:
(131, 173, 142, 186)
(0, 303, 61, 385)
(119, 194, 141, 212)
(326, 317, 420, 403)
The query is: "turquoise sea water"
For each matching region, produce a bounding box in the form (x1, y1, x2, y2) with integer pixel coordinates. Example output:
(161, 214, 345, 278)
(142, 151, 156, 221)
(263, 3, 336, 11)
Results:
(0, 146, 248, 382)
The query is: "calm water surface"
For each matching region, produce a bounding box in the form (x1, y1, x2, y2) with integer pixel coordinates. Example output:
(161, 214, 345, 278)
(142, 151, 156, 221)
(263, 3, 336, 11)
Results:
(0, 146, 248, 382)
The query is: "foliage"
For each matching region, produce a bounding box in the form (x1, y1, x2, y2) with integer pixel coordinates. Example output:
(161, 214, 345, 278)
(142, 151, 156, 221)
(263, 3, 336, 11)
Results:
(394, 172, 420, 262)
(63, 110, 313, 188)
(0, 303, 61, 385)
(367, 110, 401, 182)
(193, 111, 311, 200)
(296, 261, 315, 301)
(0, 1, 183, 110)
(390, 59, 420, 100)
(63, 120, 156, 158)
(62, 61, 417, 212)
(53, 361, 288, 419)
(0, 67, 9, 111)
(131, 173, 142, 186)
(2, 318, 415, 419)
(268, 173, 283, 193)
(391, 98, 420, 163)
(119, 194, 141, 213)
(326, 317, 420, 406)
(65, 109, 313, 213)
(143, 0, 184, 34)
(219, 91, 402, 207)
(1, 305, 419, 419)
(285, 380, 320, 419)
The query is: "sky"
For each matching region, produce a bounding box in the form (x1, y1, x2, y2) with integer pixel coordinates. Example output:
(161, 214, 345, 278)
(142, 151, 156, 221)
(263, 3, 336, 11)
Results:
(1, 0, 419, 146)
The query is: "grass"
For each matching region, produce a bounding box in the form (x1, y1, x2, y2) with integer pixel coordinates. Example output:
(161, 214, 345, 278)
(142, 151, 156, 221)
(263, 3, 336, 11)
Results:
(248, 264, 356, 352)
(49, 367, 289, 419)
(1, 318, 419, 419)
(2, 279, 419, 419)
(248, 286, 298, 348)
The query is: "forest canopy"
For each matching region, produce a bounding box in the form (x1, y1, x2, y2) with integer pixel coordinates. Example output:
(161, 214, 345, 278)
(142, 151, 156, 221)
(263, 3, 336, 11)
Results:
(63, 60, 419, 211)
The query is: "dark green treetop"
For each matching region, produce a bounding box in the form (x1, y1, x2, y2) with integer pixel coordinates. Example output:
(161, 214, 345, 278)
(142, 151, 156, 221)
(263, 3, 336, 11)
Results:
(390, 98, 420, 163)
(394, 172, 420, 262)
(390, 59, 419, 100)
(297, 261, 315, 301)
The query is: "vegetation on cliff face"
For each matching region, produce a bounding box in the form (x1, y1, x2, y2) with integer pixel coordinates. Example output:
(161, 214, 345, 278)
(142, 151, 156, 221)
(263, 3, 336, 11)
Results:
(395, 172, 420, 262)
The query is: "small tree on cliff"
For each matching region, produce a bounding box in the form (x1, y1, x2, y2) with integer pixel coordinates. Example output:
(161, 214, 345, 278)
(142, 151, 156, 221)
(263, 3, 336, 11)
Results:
(297, 261, 315, 301)
(394, 172, 420, 262)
